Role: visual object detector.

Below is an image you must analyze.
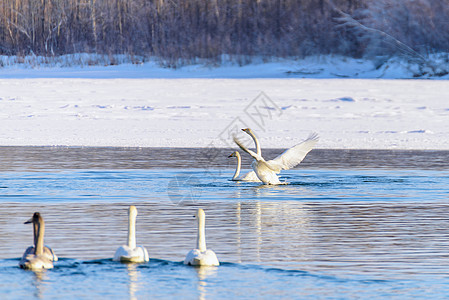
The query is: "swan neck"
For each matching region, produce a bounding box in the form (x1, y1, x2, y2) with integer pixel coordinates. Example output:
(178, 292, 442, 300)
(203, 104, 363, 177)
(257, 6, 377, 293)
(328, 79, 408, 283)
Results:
(232, 153, 241, 180)
(249, 131, 261, 156)
(128, 210, 137, 249)
(33, 221, 38, 247)
(197, 213, 207, 252)
(35, 218, 44, 256)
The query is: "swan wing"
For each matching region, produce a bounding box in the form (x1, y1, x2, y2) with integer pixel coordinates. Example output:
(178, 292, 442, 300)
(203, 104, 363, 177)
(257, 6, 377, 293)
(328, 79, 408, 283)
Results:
(45, 245, 58, 261)
(269, 133, 319, 171)
(22, 246, 34, 259)
(233, 136, 263, 161)
(203, 249, 220, 266)
(184, 249, 201, 265)
(137, 245, 150, 262)
(113, 245, 131, 261)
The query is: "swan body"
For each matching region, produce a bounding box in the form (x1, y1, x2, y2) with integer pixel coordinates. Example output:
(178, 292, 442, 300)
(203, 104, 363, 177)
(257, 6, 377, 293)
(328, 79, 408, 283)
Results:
(22, 245, 58, 263)
(22, 214, 58, 262)
(228, 151, 261, 182)
(234, 129, 319, 185)
(184, 208, 219, 266)
(20, 252, 53, 270)
(19, 212, 56, 270)
(250, 159, 283, 185)
(113, 206, 149, 263)
(114, 245, 149, 263)
(185, 248, 220, 266)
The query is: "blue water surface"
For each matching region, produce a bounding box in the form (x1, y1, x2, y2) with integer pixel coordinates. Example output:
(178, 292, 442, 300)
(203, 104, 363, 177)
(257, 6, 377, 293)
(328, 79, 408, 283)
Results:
(0, 148, 448, 299)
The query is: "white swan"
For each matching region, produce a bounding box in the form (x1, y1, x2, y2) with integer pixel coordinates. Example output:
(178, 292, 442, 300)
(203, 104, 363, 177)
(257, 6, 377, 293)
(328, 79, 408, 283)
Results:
(184, 208, 219, 266)
(22, 213, 58, 263)
(228, 151, 261, 182)
(242, 128, 262, 156)
(234, 129, 319, 185)
(113, 205, 149, 263)
(19, 212, 56, 270)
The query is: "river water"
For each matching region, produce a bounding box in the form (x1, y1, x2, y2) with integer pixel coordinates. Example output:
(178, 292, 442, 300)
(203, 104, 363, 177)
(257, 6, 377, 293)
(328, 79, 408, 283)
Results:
(0, 147, 448, 299)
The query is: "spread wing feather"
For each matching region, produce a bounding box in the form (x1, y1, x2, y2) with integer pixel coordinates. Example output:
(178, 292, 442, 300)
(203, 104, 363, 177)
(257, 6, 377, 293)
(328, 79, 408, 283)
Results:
(269, 132, 319, 171)
(233, 136, 263, 161)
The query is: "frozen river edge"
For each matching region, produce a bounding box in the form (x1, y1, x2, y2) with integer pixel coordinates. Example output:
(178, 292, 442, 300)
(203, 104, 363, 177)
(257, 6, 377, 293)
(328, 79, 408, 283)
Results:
(1, 78, 448, 150)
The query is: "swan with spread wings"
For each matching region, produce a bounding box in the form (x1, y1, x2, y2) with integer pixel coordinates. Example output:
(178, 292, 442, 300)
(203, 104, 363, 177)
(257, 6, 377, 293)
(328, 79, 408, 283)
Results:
(234, 128, 319, 185)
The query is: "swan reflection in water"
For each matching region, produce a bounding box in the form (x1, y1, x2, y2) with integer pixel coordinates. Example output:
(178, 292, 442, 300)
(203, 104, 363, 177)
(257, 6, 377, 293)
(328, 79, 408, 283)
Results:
(126, 264, 141, 300)
(194, 266, 218, 300)
(235, 199, 312, 267)
(31, 269, 50, 299)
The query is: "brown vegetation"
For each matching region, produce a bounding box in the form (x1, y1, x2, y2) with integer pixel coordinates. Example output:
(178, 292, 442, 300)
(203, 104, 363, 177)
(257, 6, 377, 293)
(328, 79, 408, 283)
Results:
(0, 0, 447, 66)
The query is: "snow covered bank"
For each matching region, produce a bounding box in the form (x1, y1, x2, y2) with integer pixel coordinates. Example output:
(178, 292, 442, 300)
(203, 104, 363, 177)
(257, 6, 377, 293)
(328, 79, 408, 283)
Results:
(1, 54, 448, 79)
(1, 78, 448, 150)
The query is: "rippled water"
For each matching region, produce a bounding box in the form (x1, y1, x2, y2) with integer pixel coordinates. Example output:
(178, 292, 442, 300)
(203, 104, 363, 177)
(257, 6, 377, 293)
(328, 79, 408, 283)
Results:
(0, 147, 448, 299)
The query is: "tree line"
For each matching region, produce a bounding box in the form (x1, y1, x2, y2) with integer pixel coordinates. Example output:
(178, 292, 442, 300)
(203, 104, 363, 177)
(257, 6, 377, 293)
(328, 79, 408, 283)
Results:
(0, 0, 447, 66)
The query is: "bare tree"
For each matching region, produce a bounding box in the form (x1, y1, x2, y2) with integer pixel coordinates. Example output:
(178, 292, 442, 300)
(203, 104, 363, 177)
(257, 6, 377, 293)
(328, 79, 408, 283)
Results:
(0, 0, 447, 74)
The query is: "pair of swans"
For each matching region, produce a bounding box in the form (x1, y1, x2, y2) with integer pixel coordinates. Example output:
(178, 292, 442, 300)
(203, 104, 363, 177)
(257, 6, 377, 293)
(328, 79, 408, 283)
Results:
(19, 212, 58, 270)
(113, 206, 219, 266)
(233, 128, 319, 185)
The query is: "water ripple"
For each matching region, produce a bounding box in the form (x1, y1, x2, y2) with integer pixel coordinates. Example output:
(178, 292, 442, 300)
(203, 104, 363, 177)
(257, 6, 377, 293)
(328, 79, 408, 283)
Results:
(0, 148, 448, 298)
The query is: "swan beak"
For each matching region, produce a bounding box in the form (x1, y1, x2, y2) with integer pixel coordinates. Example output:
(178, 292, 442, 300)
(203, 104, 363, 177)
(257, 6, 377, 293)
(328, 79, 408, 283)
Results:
(228, 154, 233, 158)
(24, 218, 33, 224)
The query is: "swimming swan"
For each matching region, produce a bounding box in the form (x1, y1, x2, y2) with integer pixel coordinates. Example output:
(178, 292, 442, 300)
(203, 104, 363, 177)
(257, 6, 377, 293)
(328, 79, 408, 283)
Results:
(227, 127, 262, 182)
(184, 208, 219, 266)
(113, 206, 149, 263)
(19, 212, 56, 270)
(228, 151, 261, 182)
(22, 213, 58, 263)
(234, 129, 319, 185)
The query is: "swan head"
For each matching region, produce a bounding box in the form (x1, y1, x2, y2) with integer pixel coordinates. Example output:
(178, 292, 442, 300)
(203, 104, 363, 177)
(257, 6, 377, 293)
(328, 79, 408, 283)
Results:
(197, 208, 205, 219)
(228, 151, 238, 158)
(129, 205, 137, 218)
(24, 212, 42, 225)
(241, 128, 253, 134)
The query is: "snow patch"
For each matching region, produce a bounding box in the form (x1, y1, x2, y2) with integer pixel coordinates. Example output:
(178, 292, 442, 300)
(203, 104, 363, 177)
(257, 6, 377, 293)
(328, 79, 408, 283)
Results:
(0, 54, 448, 79)
(0, 69, 448, 149)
